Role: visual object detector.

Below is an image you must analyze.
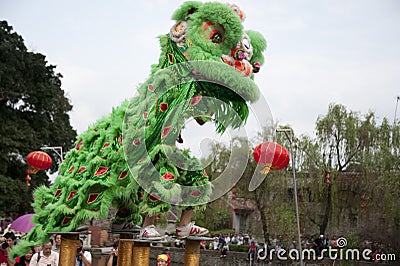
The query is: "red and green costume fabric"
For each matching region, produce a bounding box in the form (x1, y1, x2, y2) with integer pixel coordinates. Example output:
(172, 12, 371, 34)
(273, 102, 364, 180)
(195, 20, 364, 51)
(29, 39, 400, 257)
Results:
(11, 1, 267, 258)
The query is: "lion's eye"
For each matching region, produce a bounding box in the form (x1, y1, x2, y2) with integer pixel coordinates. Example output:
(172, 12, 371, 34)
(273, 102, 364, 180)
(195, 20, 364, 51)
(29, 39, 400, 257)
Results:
(211, 32, 223, 43)
(203, 22, 225, 44)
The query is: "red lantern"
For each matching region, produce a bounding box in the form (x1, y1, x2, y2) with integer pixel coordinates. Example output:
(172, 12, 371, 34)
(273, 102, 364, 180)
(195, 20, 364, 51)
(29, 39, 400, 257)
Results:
(25, 175, 31, 187)
(26, 151, 52, 174)
(361, 195, 367, 201)
(253, 142, 290, 174)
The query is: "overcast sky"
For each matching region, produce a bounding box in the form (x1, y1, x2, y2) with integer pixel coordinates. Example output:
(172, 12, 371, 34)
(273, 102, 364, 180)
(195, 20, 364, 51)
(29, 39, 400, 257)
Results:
(1, 0, 400, 155)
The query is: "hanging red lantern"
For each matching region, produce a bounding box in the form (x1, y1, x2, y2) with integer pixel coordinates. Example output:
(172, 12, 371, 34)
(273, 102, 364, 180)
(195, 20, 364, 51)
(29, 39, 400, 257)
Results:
(231, 183, 237, 199)
(253, 142, 290, 174)
(25, 175, 31, 187)
(360, 195, 366, 201)
(26, 151, 52, 174)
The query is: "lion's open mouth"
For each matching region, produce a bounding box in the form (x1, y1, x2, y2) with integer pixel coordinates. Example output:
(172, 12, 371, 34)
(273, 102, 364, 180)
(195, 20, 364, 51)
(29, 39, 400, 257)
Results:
(221, 55, 253, 77)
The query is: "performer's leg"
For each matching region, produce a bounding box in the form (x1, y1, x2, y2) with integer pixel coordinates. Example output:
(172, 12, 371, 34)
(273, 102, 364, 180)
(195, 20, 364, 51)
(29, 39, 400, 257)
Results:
(176, 208, 208, 237)
(179, 209, 193, 227)
(142, 214, 155, 227)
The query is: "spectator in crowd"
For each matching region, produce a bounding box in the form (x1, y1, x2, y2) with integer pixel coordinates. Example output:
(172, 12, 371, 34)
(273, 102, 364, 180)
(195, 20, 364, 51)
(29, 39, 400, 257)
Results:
(230, 234, 237, 245)
(289, 241, 296, 251)
(213, 237, 219, 250)
(75, 239, 91, 266)
(173, 238, 183, 248)
(2, 232, 16, 266)
(107, 242, 118, 266)
(156, 253, 170, 266)
(32, 245, 42, 255)
(52, 234, 61, 253)
(207, 240, 213, 250)
(218, 233, 226, 249)
(271, 236, 277, 248)
(221, 241, 229, 259)
(248, 241, 257, 261)
(225, 234, 231, 245)
(199, 241, 206, 250)
(15, 247, 35, 266)
(30, 240, 59, 266)
(329, 236, 338, 248)
(0, 237, 8, 265)
(237, 235, 244, 245)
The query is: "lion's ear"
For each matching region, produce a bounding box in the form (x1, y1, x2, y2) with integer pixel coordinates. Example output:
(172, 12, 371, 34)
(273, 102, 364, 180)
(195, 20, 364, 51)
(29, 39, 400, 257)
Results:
(246, 30, 267, 65)
(171, 1, 202, 21)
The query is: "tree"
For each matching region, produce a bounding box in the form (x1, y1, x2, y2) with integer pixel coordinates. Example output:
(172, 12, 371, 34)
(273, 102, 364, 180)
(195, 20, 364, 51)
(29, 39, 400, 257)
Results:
(0, 21, 77, 217)
(297, 103, 400, 242)
(195, 103, 399, 249)
(315, 103, 371, 171)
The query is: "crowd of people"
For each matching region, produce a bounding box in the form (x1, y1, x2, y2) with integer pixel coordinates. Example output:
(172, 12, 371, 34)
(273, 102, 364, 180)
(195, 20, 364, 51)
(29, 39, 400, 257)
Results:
(2, 216, 394, 265)
(0, 231, 91, 266)
(1, 218, 172, 266)
(170, 232, 257, 259)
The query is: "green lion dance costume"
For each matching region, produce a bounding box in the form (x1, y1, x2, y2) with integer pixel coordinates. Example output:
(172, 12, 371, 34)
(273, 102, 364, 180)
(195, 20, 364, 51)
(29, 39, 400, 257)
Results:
(11, 1, 267, 258)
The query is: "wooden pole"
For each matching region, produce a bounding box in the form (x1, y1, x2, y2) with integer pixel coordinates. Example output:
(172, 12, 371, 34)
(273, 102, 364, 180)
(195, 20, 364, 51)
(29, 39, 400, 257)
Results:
(184, 238, 201, 266)
(132, 240, 151, 266)
(116, 239, 134, 266)
(57, 233, 81, 266)
(183, 236, 212, 266)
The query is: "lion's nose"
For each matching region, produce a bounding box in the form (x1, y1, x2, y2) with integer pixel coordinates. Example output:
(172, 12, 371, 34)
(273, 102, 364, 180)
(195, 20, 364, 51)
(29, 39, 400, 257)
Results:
(231, 47, 245, 61)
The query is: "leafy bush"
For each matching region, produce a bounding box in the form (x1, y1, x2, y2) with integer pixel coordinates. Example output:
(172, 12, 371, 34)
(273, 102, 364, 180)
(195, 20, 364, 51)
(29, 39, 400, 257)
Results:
(209, 228, 235, 236)
(228, 244, 249, 252)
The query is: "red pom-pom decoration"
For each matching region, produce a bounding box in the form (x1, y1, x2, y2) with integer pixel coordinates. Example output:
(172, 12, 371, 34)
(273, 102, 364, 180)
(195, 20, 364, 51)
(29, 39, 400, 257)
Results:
(253, 142, 290, 174)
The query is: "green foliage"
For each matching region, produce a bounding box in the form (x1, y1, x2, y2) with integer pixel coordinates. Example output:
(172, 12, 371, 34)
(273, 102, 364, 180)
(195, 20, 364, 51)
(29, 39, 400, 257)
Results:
(198, 102, 399, 250)
(343, 232, 359, 249)
(0, 175, 32, 216)
(229, 244, 250, 252)
(0, 21, 77, 216)
(269, 202, 297, 236)
(209, 228, 235, 236)
(298, 103, 400, 245)
(192, 200, 231, 231)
